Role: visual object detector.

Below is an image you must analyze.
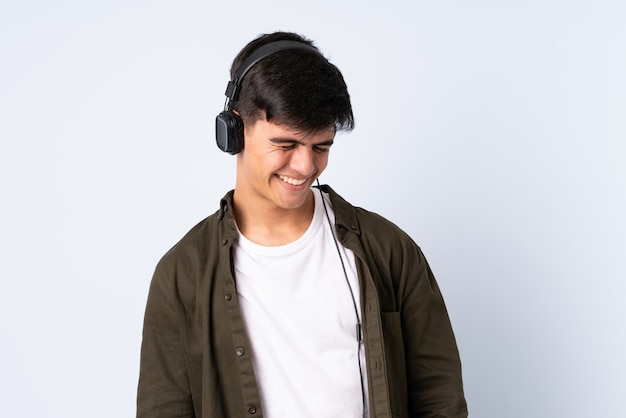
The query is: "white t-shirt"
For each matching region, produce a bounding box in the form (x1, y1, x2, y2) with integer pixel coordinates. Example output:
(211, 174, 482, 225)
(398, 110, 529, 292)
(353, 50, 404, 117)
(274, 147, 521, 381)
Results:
(233, 189, 369, 418)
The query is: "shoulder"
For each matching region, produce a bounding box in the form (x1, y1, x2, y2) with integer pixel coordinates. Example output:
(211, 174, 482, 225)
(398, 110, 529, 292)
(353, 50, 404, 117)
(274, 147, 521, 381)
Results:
(153, 191, 236, 286)
(353, 207, 425, 273)
(324, 184, 419, 249)
(158, 212, 219, 267)
(324, 186, 434, 297)
(149, 214, 218, 298)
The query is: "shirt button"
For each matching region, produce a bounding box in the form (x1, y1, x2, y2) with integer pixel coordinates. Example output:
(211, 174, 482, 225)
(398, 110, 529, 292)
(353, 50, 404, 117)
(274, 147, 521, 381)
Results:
(248, 406, 257, 414)
(221, 239, 228, 246)
(350, 224, 357, 230)
(224, 293, 232, 301)
(235, 347, 245, 356)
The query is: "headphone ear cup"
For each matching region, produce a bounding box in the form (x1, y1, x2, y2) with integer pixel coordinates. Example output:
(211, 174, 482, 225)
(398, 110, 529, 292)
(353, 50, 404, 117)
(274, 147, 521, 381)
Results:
(215, 111, 244, 154)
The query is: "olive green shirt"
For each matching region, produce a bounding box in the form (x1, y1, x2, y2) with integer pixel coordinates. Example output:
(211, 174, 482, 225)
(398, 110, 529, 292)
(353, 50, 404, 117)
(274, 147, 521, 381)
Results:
(137, 185, 467, 417)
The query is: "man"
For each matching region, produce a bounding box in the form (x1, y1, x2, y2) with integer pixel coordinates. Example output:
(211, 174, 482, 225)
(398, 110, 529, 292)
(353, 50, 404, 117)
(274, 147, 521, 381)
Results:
(137, 31, 467, 418)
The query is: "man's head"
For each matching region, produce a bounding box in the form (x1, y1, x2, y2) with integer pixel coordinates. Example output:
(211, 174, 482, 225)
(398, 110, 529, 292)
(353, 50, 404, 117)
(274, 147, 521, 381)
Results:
(222, 32, 354, 218)
(217, 32, 354, 154)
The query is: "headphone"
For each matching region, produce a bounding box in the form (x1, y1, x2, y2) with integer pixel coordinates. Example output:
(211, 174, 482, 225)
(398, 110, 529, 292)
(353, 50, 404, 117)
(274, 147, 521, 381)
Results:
(215, 40, 321, 154)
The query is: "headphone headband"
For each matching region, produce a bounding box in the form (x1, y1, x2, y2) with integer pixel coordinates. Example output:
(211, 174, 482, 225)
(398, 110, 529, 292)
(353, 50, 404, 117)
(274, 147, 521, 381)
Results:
(216, 39, 321, 155)
(224, 40, 321, 102)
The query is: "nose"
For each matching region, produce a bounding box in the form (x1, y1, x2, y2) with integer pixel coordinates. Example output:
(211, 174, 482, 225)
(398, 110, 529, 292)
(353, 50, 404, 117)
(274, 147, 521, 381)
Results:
(289, 146, 315, 176)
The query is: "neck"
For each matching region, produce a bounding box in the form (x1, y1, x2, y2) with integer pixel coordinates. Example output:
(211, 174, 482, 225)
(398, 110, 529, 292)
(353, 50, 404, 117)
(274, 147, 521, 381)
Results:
(232, 189, 315, 246)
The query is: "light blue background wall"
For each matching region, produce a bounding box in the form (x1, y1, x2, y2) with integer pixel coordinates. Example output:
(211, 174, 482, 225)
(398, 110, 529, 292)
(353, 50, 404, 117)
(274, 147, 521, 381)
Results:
(1, 1, 624, 416)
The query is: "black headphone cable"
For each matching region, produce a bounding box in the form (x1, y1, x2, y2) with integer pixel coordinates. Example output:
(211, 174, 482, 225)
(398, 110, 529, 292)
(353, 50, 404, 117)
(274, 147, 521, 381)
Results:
(316, 180, 367, 418)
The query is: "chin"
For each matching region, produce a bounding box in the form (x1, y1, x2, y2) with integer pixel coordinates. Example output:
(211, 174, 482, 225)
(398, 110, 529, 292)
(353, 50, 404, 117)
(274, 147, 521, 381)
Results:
(275, 192, 310, 210)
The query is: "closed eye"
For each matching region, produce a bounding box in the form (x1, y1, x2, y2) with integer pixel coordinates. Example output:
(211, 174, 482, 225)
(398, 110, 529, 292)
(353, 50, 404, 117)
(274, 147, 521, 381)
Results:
(313, 145, 331, 153)
(269, 137, 334, 152)
(270, 138, 298, 151)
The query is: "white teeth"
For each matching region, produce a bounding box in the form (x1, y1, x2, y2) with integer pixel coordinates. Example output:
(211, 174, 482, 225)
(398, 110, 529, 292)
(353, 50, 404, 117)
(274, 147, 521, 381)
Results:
(279, 175, 307, 186)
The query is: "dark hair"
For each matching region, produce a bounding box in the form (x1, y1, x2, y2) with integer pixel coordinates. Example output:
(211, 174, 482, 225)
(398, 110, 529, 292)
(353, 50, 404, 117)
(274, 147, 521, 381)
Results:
(229, 31, 354, 133)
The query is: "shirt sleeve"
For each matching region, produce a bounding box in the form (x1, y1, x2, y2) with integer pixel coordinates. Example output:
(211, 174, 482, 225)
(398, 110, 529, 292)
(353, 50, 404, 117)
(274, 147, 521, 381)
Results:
(137, 268, 195, 418)
(399, 243, 468, 417)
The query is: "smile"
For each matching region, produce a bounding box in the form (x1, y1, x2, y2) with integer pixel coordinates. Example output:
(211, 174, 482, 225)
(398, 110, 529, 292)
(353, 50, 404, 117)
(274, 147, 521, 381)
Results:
(278, 175, 307, 186)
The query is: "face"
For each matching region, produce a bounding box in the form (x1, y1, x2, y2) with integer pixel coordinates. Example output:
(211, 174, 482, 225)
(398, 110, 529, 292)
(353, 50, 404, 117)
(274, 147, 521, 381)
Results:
(235, 118, 335, 214)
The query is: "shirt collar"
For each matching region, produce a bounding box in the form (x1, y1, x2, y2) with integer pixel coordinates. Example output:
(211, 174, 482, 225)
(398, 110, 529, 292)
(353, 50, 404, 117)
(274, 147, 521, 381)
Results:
(217, 185, 361, 236)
